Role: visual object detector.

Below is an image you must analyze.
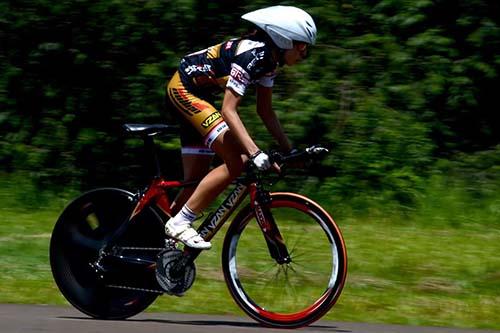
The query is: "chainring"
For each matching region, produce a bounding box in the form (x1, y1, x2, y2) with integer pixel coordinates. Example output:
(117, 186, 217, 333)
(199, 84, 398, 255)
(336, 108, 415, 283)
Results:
(155, 249, 196, 296)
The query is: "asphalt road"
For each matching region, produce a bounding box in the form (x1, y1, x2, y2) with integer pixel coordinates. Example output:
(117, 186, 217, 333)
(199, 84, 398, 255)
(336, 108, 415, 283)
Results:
(1, 304, 499, 333)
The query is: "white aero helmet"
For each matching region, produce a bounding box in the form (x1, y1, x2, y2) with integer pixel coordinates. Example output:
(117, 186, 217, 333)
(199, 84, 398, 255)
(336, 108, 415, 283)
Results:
(241, 5, 317, 50)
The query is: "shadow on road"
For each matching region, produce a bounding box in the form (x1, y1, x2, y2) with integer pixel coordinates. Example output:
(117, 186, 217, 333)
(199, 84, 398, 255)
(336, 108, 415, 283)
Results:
(59, 316, 351, 332)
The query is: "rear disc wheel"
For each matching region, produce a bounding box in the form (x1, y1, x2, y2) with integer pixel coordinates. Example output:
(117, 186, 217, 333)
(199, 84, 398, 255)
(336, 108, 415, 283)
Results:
(50, 188, 164, 319)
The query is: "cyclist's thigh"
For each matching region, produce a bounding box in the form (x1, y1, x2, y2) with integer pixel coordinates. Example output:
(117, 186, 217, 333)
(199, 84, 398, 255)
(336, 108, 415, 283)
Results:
(211, 130, 247, 177)
(167, 72, 228, 149)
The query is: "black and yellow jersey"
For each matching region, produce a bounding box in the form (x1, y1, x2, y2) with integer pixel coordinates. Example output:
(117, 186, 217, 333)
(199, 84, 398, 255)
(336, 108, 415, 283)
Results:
(178, 38, 278, 97)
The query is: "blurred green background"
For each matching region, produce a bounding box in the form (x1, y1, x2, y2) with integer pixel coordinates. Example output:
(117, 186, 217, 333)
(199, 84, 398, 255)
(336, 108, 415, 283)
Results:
(1, 0, 499, 330)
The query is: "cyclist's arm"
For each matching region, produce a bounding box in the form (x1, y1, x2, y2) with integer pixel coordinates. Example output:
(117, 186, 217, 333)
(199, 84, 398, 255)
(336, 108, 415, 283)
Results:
(221, 87, 260, 156)
(256, 85, 292, 152)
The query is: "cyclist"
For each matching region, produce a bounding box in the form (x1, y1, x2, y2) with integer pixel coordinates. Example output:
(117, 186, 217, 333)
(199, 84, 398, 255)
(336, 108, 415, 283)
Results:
(165, 5, 317, 249)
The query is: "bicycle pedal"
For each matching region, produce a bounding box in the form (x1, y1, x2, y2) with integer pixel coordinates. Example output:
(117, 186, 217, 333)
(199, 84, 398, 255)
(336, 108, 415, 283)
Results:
(164, 238, 178, 249)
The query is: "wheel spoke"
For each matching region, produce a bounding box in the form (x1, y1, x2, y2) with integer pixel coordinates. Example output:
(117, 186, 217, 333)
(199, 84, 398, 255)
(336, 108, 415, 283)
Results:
(286, 229, 304, 258)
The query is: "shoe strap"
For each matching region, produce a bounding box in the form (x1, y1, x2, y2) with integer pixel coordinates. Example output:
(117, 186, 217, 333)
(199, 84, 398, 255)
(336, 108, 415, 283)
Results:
(178, 227, 201, 241)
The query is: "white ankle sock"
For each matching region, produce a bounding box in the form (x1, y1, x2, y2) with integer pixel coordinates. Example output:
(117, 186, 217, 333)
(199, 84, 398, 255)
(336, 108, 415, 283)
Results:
(170, 205, 197, 228)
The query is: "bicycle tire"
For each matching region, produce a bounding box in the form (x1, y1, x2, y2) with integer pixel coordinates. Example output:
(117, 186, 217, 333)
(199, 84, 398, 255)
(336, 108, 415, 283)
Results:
(222, 192, 347, 328)
(50, 188, 164, 319)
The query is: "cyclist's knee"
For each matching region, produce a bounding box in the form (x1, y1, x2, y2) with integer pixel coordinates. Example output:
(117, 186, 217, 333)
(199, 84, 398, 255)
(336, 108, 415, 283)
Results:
(210, 129, 248, 178)
(225, 154, 246, 179)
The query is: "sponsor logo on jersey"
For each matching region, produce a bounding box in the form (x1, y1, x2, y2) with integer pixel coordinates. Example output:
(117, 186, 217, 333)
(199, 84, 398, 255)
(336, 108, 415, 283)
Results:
(201, 111, 222, 128)
(185, 64, 212, 76)
(247, 50, 265, 71)
(230, 64, 250, 84)
(227, 63, 250, 95)
(205, 122, 228, 147)
(171, 88, 201, 116)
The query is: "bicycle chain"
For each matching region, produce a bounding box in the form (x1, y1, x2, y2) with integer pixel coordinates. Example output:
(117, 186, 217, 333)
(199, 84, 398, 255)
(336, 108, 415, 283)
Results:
(106, 284, 164, 294)
(116, 246, 165, 251)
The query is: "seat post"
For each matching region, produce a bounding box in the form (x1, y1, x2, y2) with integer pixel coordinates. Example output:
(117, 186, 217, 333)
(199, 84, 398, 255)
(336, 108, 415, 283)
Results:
(143, 135, 161, 178)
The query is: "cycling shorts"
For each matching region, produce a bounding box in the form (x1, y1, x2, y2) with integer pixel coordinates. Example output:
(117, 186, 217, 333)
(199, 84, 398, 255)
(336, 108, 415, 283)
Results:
(166, 71, 228, 154)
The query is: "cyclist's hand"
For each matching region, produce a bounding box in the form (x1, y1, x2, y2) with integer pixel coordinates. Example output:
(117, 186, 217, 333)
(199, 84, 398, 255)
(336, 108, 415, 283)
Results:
(251, 151, 271, 171)
(271, 162, 281, 173)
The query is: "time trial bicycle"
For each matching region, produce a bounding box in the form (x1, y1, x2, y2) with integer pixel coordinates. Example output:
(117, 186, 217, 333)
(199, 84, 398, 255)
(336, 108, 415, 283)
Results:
(50, 123, 347, 329)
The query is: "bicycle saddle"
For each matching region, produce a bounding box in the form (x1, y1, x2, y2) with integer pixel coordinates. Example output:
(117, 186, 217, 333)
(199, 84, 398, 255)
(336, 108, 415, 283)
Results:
(123, 124, 178, 136)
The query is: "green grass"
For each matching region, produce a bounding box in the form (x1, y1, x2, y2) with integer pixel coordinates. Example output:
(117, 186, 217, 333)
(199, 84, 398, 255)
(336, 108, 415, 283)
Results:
(337, 219, 500, 328)
(1, 201, 499, 329)
(0, 171, 499, 329)
(0, 209, 63, 304)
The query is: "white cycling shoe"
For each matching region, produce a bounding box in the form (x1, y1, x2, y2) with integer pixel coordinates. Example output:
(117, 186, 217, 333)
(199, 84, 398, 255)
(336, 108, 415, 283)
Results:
(165, 220, 212, 250)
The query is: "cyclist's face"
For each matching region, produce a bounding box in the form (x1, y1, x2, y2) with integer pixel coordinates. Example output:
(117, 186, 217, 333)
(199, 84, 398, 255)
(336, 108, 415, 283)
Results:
(283, 43, 308, 66)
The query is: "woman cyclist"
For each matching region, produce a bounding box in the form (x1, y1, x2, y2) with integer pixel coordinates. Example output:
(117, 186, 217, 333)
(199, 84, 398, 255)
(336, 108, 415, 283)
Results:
(165, 6, 317, 249)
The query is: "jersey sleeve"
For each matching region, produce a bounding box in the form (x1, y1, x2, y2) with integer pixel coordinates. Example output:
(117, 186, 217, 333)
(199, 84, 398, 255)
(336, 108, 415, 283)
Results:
(256, 71, 277, 88)
(226, 63, 252, 96)
(226, 43, 276, 96)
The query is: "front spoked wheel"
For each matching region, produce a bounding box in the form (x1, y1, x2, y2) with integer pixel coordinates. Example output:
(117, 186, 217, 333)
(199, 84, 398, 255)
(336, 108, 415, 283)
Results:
(222, 192, 347, 328)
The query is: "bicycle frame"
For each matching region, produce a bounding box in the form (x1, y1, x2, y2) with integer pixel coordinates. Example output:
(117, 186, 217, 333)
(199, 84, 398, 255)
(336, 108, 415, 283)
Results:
(100, 125, 307, 266)
(127, 177, 248, 237)
(121, 171, 290, 264)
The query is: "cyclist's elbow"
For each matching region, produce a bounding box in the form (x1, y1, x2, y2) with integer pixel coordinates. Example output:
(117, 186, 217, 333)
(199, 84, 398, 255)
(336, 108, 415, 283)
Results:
(221, 105, 237, 118)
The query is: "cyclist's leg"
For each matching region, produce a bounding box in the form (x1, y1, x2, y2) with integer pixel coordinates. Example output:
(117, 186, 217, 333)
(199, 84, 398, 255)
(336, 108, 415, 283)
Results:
(165, 72, 215, 214)
(184, 130, 247, 213)
(165, 72, 229, 248)
(166, 73, 247, 214)
(170, 152, 213, 215)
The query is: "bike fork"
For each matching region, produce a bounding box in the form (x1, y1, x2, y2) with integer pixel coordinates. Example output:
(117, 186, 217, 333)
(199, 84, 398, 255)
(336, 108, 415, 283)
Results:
(250, 184, 291, 264)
